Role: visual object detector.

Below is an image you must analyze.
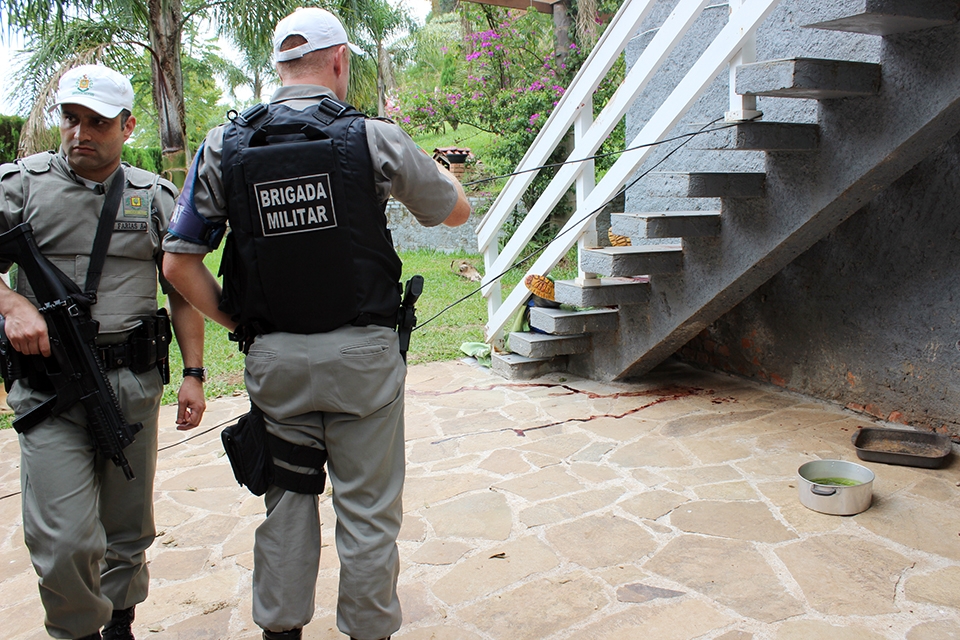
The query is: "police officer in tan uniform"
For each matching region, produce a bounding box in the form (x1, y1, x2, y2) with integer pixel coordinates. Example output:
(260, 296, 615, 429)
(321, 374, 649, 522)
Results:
(0, 65, 207, 640)
(162, 8, 470, 640)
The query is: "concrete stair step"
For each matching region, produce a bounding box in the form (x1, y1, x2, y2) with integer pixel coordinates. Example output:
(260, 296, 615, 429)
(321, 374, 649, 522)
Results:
(737, 58, 882, 100)
(803, 0, 959, 35)
(581, 245, 683, 277)
(646, 172, 765, 198)
(529, 307, 619, 335)
(612, 211, 721, 239)
(508, 332, 591, 358)
(689, 121, 819, 151)
(554, 277, 650, 307)
(491, 352, 567, 380)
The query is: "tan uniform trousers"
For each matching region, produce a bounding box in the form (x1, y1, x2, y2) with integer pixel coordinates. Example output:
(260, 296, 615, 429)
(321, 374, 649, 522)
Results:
(244, 326, 405, 640)
(12, 367, 163, 639)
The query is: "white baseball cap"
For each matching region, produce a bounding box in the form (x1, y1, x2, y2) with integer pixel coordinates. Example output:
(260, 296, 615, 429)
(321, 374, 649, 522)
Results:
(273, 7, 364, 61)
(52, 65, 134, 118)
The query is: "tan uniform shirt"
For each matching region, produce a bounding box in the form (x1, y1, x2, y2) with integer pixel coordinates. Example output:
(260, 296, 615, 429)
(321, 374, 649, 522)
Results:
(0, 151, 177, 336)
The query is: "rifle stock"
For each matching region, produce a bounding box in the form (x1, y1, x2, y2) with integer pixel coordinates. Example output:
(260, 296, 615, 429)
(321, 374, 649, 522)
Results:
(0, 223, 142, 480)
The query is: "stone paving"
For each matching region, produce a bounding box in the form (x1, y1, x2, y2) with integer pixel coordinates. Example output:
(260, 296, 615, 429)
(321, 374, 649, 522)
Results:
(1, 359, 960, 639)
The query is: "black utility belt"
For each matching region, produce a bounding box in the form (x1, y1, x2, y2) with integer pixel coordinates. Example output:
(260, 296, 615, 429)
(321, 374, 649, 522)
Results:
(98, 310, 172, 378)
(350, 312, 397, 329)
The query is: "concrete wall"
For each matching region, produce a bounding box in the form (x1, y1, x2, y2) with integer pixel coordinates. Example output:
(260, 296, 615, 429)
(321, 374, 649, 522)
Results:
(681, 131, 960, 436)
(386, 195, 490, 253)
(624, 0, 960, 436)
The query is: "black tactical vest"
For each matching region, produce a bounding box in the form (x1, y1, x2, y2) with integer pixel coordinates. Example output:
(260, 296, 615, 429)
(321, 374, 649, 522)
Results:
(218, 98, 402, 335)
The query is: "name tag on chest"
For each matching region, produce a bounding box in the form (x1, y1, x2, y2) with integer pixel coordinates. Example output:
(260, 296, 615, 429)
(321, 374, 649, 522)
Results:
(115, 192, 150, 232)
(255, 174, 338, 237)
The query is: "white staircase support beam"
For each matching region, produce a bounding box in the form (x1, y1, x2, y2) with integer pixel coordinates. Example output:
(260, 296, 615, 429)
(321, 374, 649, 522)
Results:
(485, 0, 784, 340)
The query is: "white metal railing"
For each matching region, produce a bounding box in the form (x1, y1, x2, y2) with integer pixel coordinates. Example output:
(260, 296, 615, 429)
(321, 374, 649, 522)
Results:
(478, 0, 781, 343)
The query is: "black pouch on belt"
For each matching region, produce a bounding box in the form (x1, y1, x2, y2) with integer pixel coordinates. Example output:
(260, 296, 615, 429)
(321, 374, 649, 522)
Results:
(221, 404, 273, 496)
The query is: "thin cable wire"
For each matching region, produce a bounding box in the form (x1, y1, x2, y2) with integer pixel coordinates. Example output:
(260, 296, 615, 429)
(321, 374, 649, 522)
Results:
(0, 413, 243, 501)
(415, 115, 727, 330)
(460, 120, 739, 188)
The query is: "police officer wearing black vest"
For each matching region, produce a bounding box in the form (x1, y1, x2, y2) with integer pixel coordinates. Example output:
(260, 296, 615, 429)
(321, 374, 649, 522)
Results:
(162, 8, 470, 640)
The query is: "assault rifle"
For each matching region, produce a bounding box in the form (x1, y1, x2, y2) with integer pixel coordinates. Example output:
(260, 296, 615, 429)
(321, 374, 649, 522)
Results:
(0, 223, 142, 479)
(397, 275, 423, 362)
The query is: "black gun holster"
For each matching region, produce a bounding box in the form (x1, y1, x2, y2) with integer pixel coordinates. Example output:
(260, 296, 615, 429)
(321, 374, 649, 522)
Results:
(222, 403, 328, 496)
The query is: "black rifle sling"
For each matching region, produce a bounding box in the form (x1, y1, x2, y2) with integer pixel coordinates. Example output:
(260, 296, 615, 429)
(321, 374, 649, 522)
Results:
(83, 165, 125, 303)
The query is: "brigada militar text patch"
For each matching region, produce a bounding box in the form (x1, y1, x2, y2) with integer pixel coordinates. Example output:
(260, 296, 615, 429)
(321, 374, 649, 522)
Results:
(254, 174, 337, 237)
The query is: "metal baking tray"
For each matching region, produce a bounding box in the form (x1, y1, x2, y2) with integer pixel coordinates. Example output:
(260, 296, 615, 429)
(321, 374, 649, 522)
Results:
(851, 427, 952, 468)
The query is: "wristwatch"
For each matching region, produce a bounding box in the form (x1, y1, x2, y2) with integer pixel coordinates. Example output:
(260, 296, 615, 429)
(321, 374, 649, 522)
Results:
(183, 367, 207, 382)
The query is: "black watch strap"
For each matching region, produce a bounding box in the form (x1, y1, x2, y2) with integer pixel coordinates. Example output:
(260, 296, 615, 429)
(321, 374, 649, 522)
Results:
(183, 367, 207, 382)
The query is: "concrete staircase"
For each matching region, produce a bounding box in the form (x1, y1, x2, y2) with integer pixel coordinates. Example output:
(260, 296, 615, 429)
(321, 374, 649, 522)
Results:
(494, 1, 960, 381)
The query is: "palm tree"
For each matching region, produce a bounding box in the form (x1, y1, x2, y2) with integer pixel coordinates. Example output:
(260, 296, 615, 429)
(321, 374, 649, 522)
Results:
(4, 0, 299, 186)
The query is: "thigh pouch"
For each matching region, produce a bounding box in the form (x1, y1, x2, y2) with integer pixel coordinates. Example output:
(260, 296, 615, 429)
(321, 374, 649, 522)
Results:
(222, 404, 328, 496)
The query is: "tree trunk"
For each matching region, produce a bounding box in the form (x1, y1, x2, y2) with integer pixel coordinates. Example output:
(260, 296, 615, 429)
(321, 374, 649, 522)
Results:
(147, 0, 188, 188)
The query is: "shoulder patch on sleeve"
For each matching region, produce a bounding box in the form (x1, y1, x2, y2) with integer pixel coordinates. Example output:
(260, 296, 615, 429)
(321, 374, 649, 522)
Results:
(123, 164, 160, 189)
(19, 152, 54, 174)
(0, 162, 22, 181)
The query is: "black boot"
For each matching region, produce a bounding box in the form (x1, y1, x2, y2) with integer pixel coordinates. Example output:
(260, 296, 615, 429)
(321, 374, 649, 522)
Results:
(263, 629, 302, 640)
(101, 607, 135, 640)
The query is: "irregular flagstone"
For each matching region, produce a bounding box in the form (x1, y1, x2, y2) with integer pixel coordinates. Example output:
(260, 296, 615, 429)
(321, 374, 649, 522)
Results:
(222, 519, 259, 558)
(516, 431, 594, 459)
(406, 438, 459, 464)
(409, 539, 472, 565)
(544, 513, 657, 569)
(670, 500, 796, 543)
(660, 409, 772, 437)
(158, 465, 240, 491)
(756, 480, 843, 533)
(572, 441, 616, 463)
(0, 546, 33, 582)
(430, 536, 559, 605)
(159, 513, 239, 549)
(904, 566, 960, 608)
(775, 620, 888, 640)
(166, 487, 245, 512)
(569, 461, 621, 483)
(400, 627, 485, 640)
(664, 464, 742, 486)
(156, 606, 233, 639)
(423, 490, 512, 539)
(0, 570, 38, 609)
(645, 535, 805, 623)
(577, 597, 733, 640)
(716, 632, 753, 640)
(436, 406, 515, 435)
(398, 513, 426, 541)
(856, 492, 960, 561)
(906, 620, 960, 640)
(457, 572, 609, 640)
(736, 451, 817, 480)
(693, 481, 759, 501)
(5, 599, 46, 638)
(520, 487, 627, 527)
(608, 435, 695, 469)
(618, 489, 688, 520)
(775, 534, 910, 616)
(579, 415, 657, 441)
(617, 582, 684, 603)
(478, 448, 532, 475)
(909, 477, 960, 503)
(493, 464, 585, 501)
(153, 498, 190, 530)
(683, 437, 753, 464)
(397, 581, 437, 626)
(138, 568, 244, 629)
(147, 548, 211, 581)
(430, 452, 481, 471)
(403, 473, 491, 510)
